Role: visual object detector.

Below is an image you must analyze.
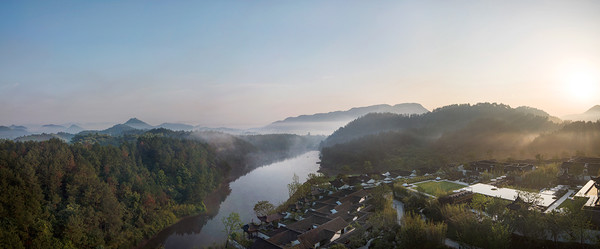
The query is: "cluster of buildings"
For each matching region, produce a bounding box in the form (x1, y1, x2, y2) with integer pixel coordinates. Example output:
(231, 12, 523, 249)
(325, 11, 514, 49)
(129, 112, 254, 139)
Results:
(468, 160, 536, 173)
(558, 157, 600, 184)
(329, 170, 416, 190)
(244, 186, 374, 249)
(443, 157, 600, 215)
(455, 160, 535, 183)
(571, 158, 600, 214)
(240, 157, 600, 248)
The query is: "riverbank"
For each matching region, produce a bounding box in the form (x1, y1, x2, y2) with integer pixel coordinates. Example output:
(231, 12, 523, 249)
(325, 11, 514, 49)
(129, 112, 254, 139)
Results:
(136, 181, 232, 249)
(138, 151, 321, 249)
(136, 149, 322, 248)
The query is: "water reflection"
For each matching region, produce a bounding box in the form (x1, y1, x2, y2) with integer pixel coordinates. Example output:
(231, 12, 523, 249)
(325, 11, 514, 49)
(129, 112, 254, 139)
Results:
(142, 151, 320, 249)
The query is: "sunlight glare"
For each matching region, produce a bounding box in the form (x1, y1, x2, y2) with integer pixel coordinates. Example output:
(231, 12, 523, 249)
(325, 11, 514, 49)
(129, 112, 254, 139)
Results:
(561, 62, 600, 101)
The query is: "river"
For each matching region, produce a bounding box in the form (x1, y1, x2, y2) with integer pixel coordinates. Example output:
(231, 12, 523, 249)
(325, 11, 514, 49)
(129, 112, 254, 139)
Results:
(141, 150, 321, 249)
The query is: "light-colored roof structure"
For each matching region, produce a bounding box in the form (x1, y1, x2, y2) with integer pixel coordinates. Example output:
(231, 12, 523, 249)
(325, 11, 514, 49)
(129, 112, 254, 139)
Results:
(460, 183, 556, 207)
(575, 180, 597, 197)
(574, 180, 600, 208)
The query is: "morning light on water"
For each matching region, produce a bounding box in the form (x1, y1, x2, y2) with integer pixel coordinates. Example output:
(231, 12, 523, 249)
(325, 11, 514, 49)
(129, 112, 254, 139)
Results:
(1, 1, 600, 249)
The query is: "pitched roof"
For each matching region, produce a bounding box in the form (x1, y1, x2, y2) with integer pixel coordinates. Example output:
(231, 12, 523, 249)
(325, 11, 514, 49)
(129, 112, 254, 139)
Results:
(329, 189, 354, 198)
(314, 204, 337, 215)
(259, 213, 284, 223)
(267, 228, 301, 246)
(297, 217, 348, 246)
(265, 227, 289, 237)
(325, 201, 355, 217)
(312, 201, 335, 210)
(320, 197, 340, 205)
(287, 214, 332, 233)
(249, 238, 283, 249)
(339, 189, 369, 203)
(328, 211, 356, 222)
(359, 204, 374, 213)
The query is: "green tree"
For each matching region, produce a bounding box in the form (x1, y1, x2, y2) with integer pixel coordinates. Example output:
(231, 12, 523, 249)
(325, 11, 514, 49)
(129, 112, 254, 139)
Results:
(485, 196, 507, 221)
(287, 173, 301, 198)
(398, 212, 447, 249)
(545, 211, 568, 245)
(253, 200, 274, 217)
(222, 212, 242, 248)
(470, 194, 489, 212)
(488, 221, 511, 249)
(566, 208, 592, 244)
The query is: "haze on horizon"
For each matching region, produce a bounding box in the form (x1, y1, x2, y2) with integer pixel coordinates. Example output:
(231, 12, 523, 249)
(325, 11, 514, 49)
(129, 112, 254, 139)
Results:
(1, 0, 599, 128)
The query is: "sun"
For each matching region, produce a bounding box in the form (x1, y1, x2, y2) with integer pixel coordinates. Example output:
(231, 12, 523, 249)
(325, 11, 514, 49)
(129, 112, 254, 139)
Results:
(560, 62, 600, 101)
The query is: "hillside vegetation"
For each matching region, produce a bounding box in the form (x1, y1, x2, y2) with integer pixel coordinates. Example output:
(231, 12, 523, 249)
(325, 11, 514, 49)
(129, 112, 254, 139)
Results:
(320, 103, 600, 173)
(0, 137, 225, 249)
(0, 129, 323, 249)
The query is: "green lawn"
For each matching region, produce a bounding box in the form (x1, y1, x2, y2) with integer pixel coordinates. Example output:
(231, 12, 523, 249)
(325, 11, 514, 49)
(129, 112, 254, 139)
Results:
(557, 196, 587, 210)
(414, 181, 466, 197)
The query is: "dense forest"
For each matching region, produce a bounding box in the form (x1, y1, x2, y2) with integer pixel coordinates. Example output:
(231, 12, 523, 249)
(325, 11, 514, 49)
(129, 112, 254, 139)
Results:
(320, 103, 600, 173)
(0, 129, 322, 249)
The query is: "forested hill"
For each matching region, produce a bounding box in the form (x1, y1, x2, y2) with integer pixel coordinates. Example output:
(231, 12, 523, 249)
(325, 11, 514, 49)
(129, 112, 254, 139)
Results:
(0, 136, 225, 249)
(319, 103, 594, 173)
(0, 130, 323, 249)
(322, 103, 557, 147)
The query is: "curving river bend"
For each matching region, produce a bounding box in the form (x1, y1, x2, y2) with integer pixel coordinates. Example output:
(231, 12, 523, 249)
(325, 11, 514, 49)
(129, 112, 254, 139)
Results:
(141, 151, 321, 249)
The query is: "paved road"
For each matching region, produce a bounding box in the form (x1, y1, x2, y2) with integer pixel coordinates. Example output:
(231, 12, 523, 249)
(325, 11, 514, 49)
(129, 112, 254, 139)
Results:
(544, 190, 575, 213)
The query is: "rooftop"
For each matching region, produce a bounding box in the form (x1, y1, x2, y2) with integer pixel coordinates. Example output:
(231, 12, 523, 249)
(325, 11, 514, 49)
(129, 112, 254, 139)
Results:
(461, 183, 556, 207)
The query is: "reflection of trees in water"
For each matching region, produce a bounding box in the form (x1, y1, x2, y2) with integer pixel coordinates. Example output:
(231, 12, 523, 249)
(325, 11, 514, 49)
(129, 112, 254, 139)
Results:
(139, 183, 232, 248)
(140, 151, 320, 249)
(175, 184, 232, 236)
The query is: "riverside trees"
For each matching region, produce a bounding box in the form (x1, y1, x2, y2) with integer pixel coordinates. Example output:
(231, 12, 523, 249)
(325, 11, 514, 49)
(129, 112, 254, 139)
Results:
(0, 136, 227, 249)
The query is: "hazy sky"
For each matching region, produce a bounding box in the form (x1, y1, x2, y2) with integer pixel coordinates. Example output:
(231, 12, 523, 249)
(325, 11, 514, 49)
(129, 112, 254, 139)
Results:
(1, 1, 599, 128)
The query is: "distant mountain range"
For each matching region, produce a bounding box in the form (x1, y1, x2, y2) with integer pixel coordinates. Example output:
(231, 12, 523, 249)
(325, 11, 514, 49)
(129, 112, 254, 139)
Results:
(39, 124, 67, 134)
(257, 103, 430, 135)
(2, 103, 599, 140)
(158, 123, 195, 131)
(0, 125, 29, 139)
(563, 105, 600, 122)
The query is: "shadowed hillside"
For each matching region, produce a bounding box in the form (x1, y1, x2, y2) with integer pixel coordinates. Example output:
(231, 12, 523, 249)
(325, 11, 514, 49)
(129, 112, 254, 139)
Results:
(319, 103, 586, 173)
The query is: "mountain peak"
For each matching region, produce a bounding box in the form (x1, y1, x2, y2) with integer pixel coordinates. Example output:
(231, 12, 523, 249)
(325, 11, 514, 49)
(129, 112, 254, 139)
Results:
(123, 118, 153, 130)
(585, 105, 600, 114)
(66, 124, 83, 134)
(125, 117, 145, 124)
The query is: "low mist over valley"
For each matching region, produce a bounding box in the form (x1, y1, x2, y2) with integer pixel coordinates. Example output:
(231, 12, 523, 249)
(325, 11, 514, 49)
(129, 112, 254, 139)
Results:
(320, 103, 600, 174)
(2, 1, 600, 249)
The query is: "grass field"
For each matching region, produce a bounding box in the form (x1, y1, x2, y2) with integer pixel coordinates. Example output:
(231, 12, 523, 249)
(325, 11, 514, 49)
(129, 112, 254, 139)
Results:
(557, 196, 586, 210)
(415, 181, 466, 197)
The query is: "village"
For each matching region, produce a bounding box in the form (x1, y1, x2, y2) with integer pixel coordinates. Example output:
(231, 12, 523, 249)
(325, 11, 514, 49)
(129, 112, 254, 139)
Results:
(233, 156, 600, 249)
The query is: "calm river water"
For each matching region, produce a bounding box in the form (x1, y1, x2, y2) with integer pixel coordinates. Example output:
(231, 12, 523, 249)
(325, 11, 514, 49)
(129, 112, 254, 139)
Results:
(141, 151, 321, 249)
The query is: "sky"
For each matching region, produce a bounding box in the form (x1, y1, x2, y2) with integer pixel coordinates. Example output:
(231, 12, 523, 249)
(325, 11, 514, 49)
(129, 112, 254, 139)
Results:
(1, 0, 600, 128)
